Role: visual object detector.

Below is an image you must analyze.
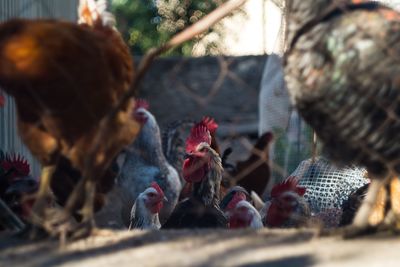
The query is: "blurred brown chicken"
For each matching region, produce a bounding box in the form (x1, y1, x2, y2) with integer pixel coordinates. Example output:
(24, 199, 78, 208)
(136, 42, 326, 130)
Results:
(223, 132, 273, 197)
(0, 0, 139, 235)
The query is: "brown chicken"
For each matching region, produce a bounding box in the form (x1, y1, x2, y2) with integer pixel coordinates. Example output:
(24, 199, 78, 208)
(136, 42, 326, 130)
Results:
(0, 0, 139, 236)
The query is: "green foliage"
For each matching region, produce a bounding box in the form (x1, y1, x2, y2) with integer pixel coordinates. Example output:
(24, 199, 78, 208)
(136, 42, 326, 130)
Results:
(111, 0, 243, 56)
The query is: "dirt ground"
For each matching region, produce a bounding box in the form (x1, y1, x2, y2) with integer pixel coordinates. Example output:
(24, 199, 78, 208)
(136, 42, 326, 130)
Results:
(1, 228, 400, 267)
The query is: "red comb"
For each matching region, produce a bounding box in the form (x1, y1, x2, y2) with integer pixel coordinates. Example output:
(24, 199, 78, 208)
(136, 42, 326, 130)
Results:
(271, 176, 306, 198)
(134, 99, 149, 111)
(1, 153, 30, 179)
(200, 116, 218, 134)
(151, 182, 164, 197)
(186, 124, 211, 153)
(226, 191, 246, 211)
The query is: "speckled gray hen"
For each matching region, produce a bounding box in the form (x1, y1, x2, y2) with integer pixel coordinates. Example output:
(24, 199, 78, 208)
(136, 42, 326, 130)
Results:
(116, 102, 181, 226)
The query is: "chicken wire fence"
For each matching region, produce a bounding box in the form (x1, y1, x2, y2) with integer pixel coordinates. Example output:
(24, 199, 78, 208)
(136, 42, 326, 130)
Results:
(0, 0, 397, 193)
(293, 157, 369, 227)
(0, 0, 79, 176)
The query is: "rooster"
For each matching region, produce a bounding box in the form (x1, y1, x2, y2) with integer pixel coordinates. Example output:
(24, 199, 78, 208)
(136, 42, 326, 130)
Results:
(257, 177, 310, 228)
(116, 100, 181, 226)
(0, 152, 38, 231)
(0, 152, 38, 224)
(0, 0, 139, 236)
(162, 124, 227, 229)
(162, 116, 223, 200)
(128, 182, 167, 230)
(284, 0, 400, 232)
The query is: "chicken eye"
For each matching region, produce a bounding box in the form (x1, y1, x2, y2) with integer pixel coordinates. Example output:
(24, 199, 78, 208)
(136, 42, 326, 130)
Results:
(148, 192, 156, 197)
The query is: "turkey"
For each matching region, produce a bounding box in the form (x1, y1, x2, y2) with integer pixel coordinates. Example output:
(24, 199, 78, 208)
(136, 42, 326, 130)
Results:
(284, 0, 400, 231)
(162, 123, 227, 229)
(116, 100, 181, 226)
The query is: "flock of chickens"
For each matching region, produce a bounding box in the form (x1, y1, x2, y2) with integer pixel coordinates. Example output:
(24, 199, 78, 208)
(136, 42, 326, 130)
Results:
(1, 0, 400, 237)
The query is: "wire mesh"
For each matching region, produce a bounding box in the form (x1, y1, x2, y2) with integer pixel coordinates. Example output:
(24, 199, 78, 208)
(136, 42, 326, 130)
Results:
(0, 0, 394, 199)
(292, 157, 369, 227)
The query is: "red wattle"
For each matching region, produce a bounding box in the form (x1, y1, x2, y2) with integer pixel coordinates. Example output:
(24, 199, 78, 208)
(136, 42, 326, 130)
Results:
(183, 158, 206, 183)
(265, 203, 289, 227)
(150, 201, 163, 214)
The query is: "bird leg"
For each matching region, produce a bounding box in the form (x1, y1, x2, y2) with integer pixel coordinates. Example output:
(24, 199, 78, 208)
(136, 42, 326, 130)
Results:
(31, 165, 55, 226)
(341, 177, 388, 238)
(72, 178, 96, 239)
(38, 175, 95, 242)
(27, 165, 56, 239)
(352, 178, 386, 228)
(50, 176, 96, 240)
(378, 177, 400, 233)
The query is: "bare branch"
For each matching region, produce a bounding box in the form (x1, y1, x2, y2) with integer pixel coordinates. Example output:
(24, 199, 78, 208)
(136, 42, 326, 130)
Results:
(111, 0, 248, 117)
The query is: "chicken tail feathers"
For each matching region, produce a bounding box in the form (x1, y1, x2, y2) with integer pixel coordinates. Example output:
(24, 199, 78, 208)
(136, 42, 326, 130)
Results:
(162, 119, 194, 165)
(78, 0, 116, 28)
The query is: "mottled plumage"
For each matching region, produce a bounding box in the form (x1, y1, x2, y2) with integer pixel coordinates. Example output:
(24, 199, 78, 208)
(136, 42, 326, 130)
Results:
(162, 141, 227, 229)
(285, 1, 400, 177)
(285, 0, 400, 227)
(117, 107, 181, 226)
(162, 119, 195, 184)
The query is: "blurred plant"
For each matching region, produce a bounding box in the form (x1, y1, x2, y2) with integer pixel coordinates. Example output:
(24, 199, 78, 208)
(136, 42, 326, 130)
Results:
(112, 0, 245, 56)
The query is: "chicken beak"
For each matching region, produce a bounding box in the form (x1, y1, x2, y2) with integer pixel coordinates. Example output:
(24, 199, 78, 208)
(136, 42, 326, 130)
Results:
(163, 196, 168, 202)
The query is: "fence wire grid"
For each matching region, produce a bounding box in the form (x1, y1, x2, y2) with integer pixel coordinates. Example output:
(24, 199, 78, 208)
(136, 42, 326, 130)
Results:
(1, 0, 395, 196)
